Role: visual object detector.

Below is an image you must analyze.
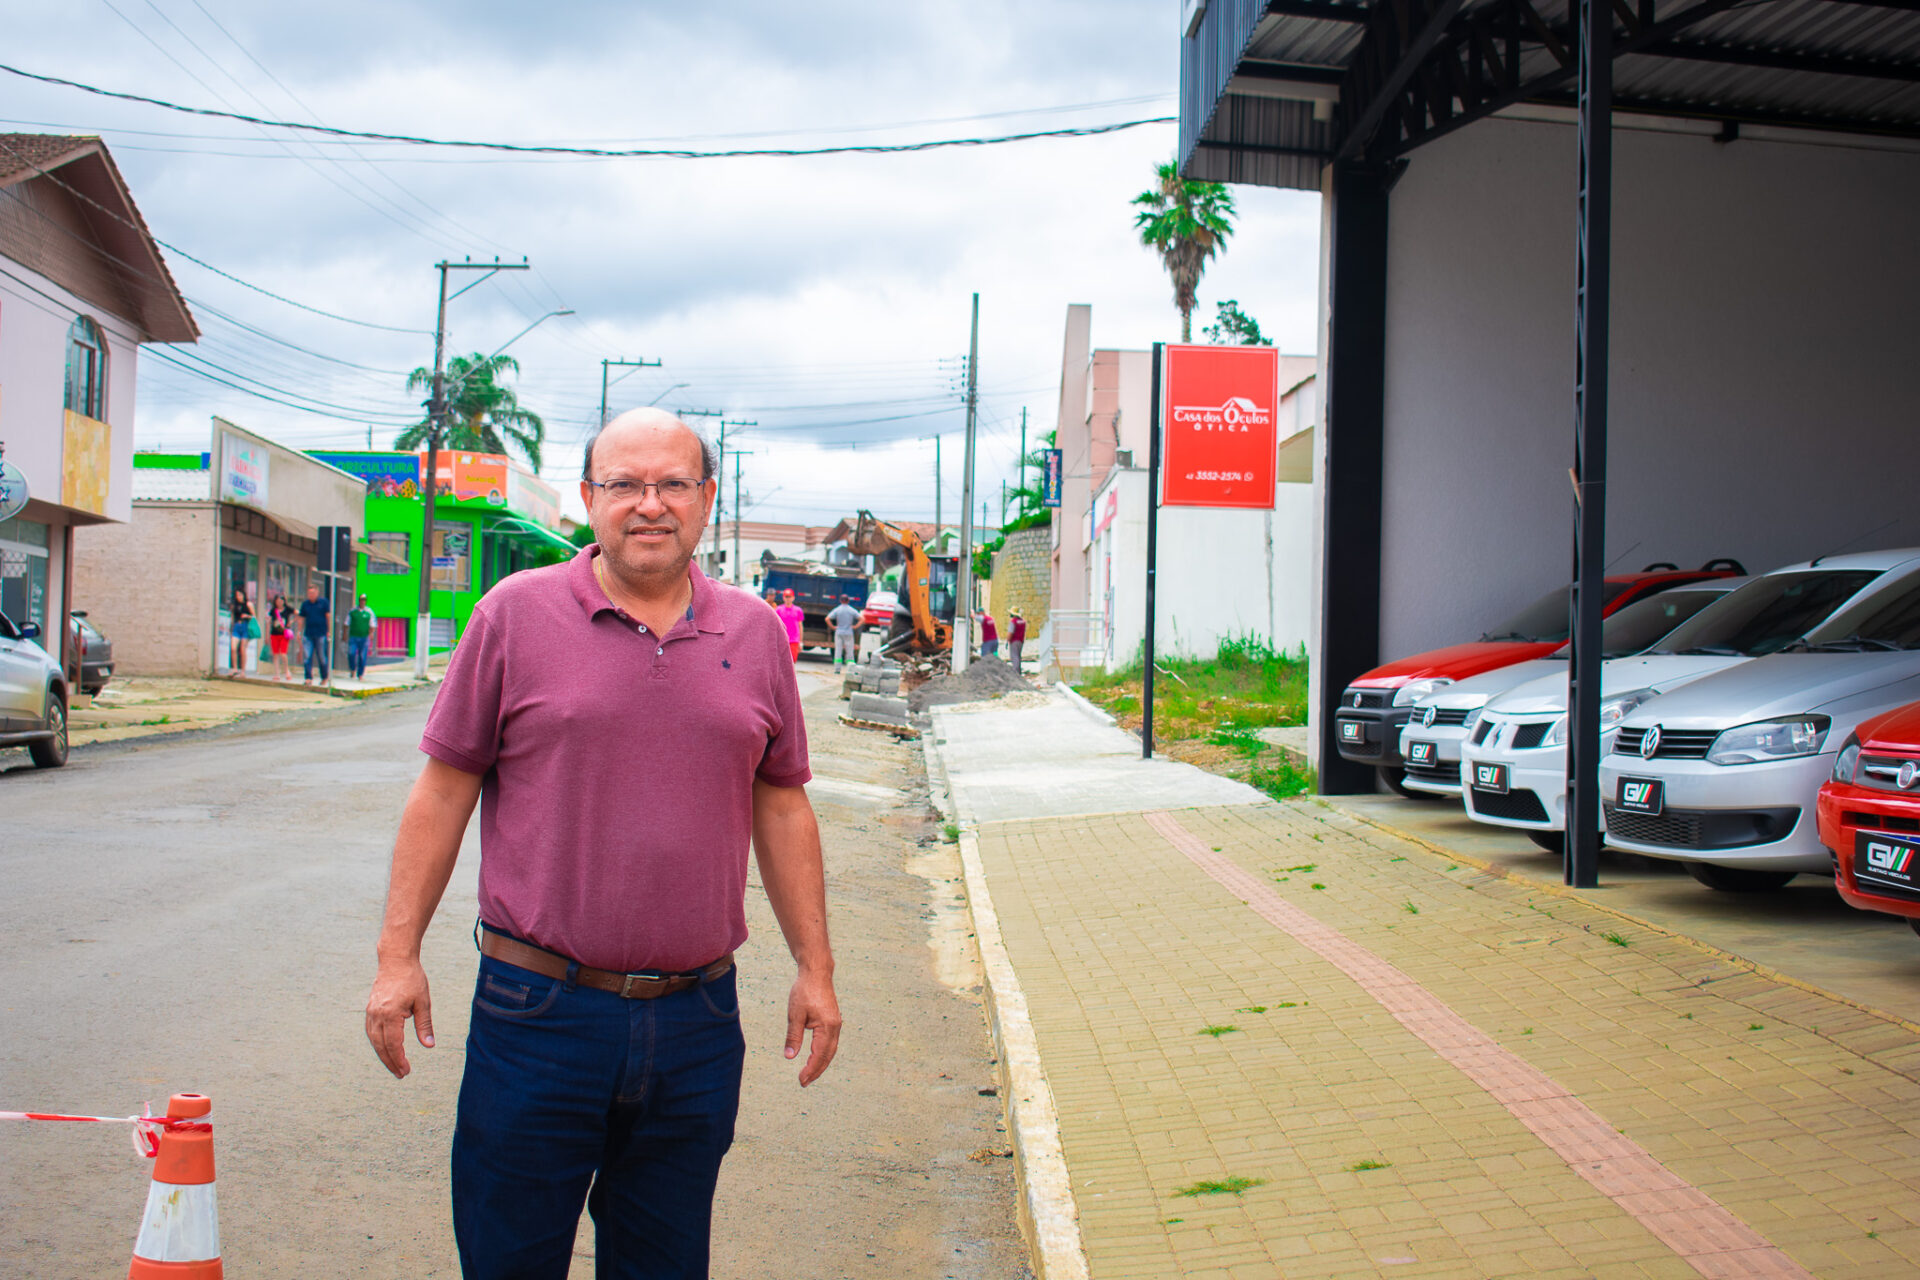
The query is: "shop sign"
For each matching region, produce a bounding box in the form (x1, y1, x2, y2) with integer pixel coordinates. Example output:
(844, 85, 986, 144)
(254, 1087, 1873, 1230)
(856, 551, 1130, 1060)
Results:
(506, 463, 562, 530)
(310, 451, 421, 498)
(0, 446, 28, 521)
(1159, 344, 1279, 509)
(220, 433, 271, 509)
(1042, 448, 1062, 508)
(433, 452, 508, 506)
(1091, 487, 1119, 542)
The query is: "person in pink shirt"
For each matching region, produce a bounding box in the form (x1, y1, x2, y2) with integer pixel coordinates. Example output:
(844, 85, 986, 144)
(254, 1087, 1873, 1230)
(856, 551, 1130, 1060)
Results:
(775, 589, 805, 662)
(363, 409, 840, 1278)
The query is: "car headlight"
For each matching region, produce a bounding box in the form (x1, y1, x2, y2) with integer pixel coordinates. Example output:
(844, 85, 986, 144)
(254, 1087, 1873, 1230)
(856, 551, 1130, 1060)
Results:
(1393, 678, 1453, 708)
(1541, 690, 1650, 748)
(1706, 715, 1832, 766)
(1463, 707, 1485, 735)
(1832, 735, 1862, 784)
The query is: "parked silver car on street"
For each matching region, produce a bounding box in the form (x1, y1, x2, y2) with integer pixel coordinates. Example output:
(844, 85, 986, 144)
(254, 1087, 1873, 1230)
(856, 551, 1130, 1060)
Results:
(0, 609, 69, 769)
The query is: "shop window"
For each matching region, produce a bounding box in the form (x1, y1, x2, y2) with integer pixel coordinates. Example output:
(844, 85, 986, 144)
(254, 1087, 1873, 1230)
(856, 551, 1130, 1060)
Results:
(431, 522, 471, 593)
(0, 515, 51, 637)
(65, 317, 107, 419)
(366, 531, 410, 575)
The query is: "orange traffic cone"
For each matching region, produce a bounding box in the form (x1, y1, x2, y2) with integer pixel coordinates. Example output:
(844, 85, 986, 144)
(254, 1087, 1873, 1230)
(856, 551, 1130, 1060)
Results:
(128, 1093, 222, 1278)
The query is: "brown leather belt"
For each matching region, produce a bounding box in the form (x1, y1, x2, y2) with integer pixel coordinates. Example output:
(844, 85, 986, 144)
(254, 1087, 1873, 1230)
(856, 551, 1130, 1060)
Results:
(478, 928, 733, 1000)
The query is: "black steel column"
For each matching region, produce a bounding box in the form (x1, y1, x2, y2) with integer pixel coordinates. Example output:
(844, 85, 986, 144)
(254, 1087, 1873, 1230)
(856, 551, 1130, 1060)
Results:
(1143, 341, 1164, 760)
(1566, 0, 1613, 888)
(1318, 164, 1393, 794)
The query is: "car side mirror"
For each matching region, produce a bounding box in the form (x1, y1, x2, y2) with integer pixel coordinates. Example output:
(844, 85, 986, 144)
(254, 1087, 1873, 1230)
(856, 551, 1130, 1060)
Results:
(18, 622, 41, 639)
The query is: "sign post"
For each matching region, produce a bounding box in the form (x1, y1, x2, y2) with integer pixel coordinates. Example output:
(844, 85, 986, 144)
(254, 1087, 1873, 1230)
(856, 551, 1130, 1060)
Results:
(1141, 343, 1281, 759)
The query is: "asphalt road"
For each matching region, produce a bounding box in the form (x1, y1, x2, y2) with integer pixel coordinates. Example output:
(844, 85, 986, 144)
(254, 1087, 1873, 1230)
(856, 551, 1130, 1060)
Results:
(0, 671, 1028, 1278)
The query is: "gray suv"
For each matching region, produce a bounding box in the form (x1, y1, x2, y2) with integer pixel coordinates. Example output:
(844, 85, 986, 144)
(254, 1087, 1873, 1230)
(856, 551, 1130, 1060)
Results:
(0, 609, 69, 768)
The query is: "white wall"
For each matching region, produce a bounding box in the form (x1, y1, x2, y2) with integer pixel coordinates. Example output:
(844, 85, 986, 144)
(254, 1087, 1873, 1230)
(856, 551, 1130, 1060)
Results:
(1378, 114, 1920, 663)
(0, 267, 141, 523)
(1092, 466, 1316, 665)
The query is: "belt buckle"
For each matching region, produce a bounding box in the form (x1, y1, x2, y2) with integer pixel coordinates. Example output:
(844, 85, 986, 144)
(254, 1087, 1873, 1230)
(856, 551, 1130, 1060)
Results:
(619, 970, 661, 998)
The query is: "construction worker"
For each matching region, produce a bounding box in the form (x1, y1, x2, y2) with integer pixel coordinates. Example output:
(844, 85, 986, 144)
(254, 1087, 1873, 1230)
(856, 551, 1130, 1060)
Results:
(826, 594, 861, 669)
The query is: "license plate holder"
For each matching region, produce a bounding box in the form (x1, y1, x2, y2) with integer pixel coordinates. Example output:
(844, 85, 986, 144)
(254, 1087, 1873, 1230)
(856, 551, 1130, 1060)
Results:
(1339, 719, 1365, 744)
(1616, 776, 1664, 816)
(1854, 830, 1920, 900)
(1408, 740, 1437, 766)
(1470, 762, 1509, 794)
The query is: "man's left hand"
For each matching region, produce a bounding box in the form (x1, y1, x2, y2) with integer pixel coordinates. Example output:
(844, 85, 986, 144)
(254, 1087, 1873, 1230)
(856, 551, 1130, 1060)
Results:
(785, 968, 842, 1086)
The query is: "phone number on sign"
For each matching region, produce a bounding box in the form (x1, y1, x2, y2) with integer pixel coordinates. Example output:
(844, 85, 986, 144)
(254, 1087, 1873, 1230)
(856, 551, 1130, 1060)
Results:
(1184, 470, 1254, 482)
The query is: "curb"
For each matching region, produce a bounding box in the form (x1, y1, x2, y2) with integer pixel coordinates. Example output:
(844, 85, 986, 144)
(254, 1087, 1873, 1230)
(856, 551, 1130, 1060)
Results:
(1330, 799, 1920, 1039)
(924, 711, 1090, 1280)
(1052, 680, 1114, 727)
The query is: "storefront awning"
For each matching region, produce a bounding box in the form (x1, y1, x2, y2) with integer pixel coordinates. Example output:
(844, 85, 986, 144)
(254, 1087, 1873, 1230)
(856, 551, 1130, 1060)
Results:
(355, 538, 409, 569)
(252, 505, 319, 543)
(490, 517, 579, 560)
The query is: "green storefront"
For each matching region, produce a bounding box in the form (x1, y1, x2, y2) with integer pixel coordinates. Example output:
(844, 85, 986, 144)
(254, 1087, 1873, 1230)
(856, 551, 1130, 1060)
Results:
(308, 450, 575, 657)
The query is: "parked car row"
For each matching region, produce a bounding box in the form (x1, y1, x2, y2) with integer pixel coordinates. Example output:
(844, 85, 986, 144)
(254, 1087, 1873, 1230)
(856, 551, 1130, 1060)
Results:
(1338, 549, 1920, 936)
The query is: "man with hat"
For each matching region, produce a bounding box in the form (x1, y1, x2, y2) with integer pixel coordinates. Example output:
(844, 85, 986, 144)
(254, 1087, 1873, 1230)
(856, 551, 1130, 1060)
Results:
(1007, 607, 1027, 671)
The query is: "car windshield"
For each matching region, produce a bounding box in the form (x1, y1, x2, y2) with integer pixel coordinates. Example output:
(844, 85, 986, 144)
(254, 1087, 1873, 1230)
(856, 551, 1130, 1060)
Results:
(1481, 580, 1635, 644)
(1546, 588, 1729, 660)
(1647, 570, 1878, 656)
(1803, 572, 1920, 650)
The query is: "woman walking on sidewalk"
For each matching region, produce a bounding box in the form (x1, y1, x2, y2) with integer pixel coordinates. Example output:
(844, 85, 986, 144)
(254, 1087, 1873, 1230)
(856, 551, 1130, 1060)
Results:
(229, 589, 256, 672)
(266, 593, 294, 681)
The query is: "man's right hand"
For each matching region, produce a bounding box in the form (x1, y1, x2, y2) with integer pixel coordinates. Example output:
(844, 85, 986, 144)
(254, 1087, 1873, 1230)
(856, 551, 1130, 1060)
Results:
(366, 956, 435, 1079)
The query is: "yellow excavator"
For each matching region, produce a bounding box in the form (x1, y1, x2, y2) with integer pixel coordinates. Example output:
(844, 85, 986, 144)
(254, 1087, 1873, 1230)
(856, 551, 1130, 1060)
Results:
(843, 510, 958, 655)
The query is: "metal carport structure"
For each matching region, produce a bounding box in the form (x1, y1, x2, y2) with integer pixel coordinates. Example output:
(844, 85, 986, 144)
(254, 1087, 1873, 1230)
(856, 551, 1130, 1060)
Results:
(1178, 0, 1920, 885)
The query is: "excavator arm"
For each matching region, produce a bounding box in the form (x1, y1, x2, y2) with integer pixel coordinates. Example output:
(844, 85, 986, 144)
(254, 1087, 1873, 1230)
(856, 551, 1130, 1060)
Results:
(848, 510, 952, 654)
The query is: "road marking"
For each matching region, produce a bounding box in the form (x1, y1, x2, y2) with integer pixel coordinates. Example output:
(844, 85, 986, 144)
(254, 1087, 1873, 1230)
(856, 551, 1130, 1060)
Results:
(1144, 809, 1813, 1280)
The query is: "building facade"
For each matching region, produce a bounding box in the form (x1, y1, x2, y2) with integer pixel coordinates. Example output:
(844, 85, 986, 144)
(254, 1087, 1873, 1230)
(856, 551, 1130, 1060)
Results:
(0, 134, 196, 674)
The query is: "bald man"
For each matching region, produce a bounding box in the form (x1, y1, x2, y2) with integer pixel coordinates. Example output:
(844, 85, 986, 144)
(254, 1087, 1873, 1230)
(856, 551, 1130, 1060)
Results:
(365, 409, 840, 1278)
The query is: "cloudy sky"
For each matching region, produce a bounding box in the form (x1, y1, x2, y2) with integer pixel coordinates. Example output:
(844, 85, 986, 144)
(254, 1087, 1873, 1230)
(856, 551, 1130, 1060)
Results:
(8, 0, 1321, 527)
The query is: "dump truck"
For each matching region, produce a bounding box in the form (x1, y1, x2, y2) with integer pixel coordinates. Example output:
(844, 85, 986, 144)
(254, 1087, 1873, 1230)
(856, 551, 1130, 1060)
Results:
(757, 559, 870, 650)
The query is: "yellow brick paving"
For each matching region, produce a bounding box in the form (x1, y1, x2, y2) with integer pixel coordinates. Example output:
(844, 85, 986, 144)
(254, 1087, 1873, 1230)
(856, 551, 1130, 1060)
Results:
(975, 798, 1920, 1278)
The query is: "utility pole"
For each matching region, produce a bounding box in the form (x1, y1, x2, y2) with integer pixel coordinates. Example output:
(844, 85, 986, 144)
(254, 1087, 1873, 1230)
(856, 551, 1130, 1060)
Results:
(416, 257, 529, 680)
(1018, 406, 1027, 506)
(933, 436, 942, 535)
(599, 357, 662, 427)
(674, 408, 727, 574)
(714, 421, 756, 576)
(730, 448, 747, 584)
(952, 292, 980, 674)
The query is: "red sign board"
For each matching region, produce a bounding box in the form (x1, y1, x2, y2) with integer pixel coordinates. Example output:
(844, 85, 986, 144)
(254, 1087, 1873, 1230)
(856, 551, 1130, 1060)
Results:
(1159, 344, 1280, 509)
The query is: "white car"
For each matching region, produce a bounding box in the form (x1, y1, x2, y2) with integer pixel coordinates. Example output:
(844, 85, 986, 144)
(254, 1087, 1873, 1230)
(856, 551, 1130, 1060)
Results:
(1399, 582, 1738, 797)
(1459, 549, 1920, 848)
(1599, 570, 1920, 889)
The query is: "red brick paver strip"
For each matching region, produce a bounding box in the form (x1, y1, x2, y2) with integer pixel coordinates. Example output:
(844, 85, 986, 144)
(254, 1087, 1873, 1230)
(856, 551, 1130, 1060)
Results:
(1145, 809, 1813, 1279)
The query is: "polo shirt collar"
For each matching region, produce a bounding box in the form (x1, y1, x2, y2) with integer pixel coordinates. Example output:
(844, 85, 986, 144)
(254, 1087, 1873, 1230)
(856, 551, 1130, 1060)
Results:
(569, 545, 726, 635)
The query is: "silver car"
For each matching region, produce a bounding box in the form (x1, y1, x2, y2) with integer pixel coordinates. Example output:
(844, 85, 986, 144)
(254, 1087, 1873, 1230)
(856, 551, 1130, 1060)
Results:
(1600, 570, 1920, 890)
(0, 609, 69, 769)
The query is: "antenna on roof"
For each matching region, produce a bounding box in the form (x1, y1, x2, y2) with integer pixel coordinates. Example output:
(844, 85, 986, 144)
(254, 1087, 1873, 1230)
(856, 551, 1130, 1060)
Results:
(1810, 517, 1900, 567)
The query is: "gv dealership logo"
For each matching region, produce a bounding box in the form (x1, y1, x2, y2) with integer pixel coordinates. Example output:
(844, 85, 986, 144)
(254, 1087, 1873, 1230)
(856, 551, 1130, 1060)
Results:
(1866, 840, 1915, 875)
(1622, 781, 1654, 806)
(1640, 725, 1663, 760)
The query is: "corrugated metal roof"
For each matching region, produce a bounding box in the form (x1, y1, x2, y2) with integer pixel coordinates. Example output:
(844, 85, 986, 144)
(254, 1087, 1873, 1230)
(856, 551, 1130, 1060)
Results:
(1181, 0, 1920, 190)
(132, 468, 210, 501)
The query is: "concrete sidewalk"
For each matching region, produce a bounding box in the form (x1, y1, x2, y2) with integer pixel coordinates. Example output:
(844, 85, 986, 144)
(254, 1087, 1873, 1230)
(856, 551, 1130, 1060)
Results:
(927, 689, 1920, 1279)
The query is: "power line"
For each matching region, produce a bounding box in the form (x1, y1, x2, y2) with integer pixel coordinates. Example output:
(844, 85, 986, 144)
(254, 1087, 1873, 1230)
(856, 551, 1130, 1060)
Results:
(0, 61, 1173, 158)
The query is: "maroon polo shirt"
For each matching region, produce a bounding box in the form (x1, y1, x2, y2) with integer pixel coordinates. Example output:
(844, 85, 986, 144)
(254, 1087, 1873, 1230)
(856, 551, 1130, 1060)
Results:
(420, 547, 810, 973)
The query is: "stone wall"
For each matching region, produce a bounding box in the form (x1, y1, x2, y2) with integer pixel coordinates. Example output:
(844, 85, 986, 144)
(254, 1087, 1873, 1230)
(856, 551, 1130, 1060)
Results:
(71, 503, 217, 675)
(989, 525, 1051, 641)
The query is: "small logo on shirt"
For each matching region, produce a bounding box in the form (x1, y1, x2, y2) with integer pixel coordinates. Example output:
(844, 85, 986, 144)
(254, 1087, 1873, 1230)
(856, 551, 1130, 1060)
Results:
(722, 659, 731, 669)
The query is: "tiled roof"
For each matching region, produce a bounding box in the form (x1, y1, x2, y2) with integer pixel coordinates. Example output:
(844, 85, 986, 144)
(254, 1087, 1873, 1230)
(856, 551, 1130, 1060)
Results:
(132, 468, 211, 501)
(0, 134, 99, 187)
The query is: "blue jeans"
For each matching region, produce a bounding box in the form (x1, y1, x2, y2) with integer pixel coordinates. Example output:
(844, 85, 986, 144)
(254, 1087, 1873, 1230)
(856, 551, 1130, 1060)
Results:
(347, 635, 370, 679)
(452, 953, 745, 1280)
(302, 634, 328, 680)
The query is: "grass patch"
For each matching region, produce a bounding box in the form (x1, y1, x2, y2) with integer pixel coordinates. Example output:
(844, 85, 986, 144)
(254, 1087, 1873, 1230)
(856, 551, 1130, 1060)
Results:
(1402, 901, 1419, 915)
(941, 822, 960, 843)
(1174, 1175, 1267, 1198)
(138, 715, 174, 726)
(1310, 882, 1327, 891)
(1748, 1023, 1764, 1031)
(1236, 1005, 1267, 1014)
(1347, 1159, 1392, 1172)
(1604, 931, 1630, 947)
(1198, 1025, 1240, 1038)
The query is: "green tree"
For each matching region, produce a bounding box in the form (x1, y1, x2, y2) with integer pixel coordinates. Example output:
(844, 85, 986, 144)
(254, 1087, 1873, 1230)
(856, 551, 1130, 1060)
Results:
(395, 352, 547, 471)
(1203, 299, 1267, 346)
(1132, 161, 1237, 342)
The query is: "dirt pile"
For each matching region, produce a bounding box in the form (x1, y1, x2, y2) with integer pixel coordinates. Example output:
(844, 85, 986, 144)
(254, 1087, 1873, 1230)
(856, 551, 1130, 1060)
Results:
(906, 655, 1031, 713)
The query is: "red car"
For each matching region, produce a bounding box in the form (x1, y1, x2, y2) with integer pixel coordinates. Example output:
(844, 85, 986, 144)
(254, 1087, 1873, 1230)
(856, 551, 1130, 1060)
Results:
(1335, 560, 1746, 795)
(860, 590, 897, 630)
(1818, 700, 1920, 935)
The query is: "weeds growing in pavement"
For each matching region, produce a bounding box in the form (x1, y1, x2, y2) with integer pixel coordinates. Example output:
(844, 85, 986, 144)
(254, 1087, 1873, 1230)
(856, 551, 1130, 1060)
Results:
(1604, 931, 1630, 947)
(1402, 901, 1419, 914)
(1198, 1025, 1240, 1038)
(1174, 1176, 1266, 1197)
(1347, 1160, 1392, 1172)
(941, 822, 960, 843)
(1236, 1005, 1267, 1014)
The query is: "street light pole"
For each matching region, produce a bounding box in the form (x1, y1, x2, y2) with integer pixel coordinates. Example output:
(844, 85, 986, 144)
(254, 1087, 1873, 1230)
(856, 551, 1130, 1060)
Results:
(414, 258, 530, 680)
(951, 292, 980, 674)
(599, 357, 663, 428)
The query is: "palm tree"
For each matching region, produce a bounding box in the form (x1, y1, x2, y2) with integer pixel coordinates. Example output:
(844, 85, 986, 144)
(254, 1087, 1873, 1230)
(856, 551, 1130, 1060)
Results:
(395, 353, 547, 470)
(1132, 161, 1237, 342)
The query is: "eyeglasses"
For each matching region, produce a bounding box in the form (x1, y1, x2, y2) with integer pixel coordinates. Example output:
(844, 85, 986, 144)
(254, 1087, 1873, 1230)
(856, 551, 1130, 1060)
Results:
(588, 476, 706, 504)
